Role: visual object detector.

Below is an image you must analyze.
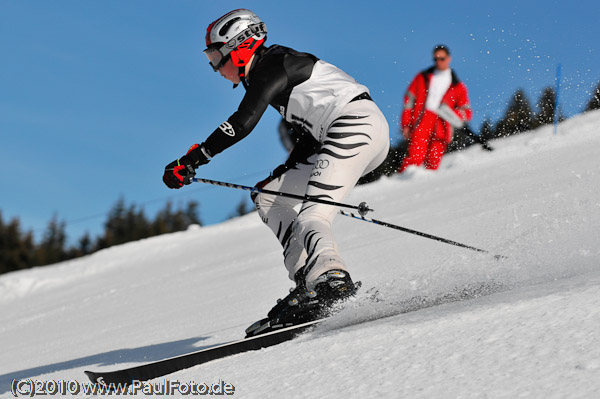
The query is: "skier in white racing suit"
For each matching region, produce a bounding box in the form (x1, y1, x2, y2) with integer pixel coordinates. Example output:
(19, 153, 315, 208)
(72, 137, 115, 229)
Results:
(163, 9, 390, 335)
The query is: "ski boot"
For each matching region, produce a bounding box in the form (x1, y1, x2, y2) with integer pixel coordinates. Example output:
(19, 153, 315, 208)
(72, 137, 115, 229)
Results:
(245, 269, 360, 338)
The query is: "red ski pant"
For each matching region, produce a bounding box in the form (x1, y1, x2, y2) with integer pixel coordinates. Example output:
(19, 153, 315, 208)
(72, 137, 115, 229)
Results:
(399, 110, 448, 172)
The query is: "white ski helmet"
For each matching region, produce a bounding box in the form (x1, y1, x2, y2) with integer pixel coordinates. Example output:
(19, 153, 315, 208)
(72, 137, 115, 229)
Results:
(204, 9, 267, 72)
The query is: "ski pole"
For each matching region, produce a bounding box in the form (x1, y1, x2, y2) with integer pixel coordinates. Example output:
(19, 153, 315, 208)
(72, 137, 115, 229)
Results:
(340, 209, 506, 259)
(192, 177, 504, 259)
(191, 177, 373, 216)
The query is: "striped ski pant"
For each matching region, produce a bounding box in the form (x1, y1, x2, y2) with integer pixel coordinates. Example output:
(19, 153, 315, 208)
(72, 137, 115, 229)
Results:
(253, 99, 390, 285)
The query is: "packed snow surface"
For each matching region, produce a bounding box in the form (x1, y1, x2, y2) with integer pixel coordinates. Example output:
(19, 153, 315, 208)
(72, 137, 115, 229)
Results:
(1, 111, 600, 398)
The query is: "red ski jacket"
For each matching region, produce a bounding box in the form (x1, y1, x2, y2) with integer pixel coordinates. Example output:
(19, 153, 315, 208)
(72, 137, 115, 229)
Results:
(401, 66, 472, 143)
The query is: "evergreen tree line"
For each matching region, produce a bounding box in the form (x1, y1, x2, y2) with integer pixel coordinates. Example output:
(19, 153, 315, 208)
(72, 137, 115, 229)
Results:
(360, 82, 600, 183)
(0, 198, 205, 275)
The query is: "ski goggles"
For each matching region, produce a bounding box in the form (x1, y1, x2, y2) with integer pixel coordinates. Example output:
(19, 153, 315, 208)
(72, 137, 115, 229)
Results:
(204, 47, 230, 72)
(203, 22, 267, 72)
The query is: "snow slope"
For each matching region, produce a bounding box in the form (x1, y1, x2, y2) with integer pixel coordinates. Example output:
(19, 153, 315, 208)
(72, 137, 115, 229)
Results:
(1, 110, 599, 398)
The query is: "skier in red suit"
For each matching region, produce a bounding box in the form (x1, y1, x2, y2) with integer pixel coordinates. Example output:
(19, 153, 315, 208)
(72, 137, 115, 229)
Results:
(398, 45, 472, 173)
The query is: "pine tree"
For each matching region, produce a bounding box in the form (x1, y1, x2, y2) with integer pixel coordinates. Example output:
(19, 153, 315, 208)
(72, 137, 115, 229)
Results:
(480, 119, 494, 142)
(71, 232, 92, 258)
(533, 87, 557, 128)
(124, 204, 150, 243)
(0, 211, 36, 273)
(153, 201, 180, 234)
(36, 214, 67, 266)
(493, 89, 534, 138)
(103, 196, 127, 247)
(586, 82, 600, 111)
(152, 200, 202, 236)
(184, 201, 202, 227)
(100, 197, 152, 248)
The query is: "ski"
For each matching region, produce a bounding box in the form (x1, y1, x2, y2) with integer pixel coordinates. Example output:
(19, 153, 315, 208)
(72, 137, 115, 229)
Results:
(84, 319, 322, 387)
(85, 281, 505, 388)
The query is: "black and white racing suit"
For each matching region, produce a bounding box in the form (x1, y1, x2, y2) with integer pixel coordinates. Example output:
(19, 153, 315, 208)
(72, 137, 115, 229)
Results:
(201, 45, 390, 287)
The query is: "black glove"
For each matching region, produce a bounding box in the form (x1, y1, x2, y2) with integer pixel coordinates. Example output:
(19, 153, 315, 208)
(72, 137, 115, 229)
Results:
(163, 144, 211, 189)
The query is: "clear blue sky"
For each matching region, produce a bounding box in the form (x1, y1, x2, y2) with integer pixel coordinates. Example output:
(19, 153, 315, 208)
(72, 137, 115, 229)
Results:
(2, 1, 599, 244)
